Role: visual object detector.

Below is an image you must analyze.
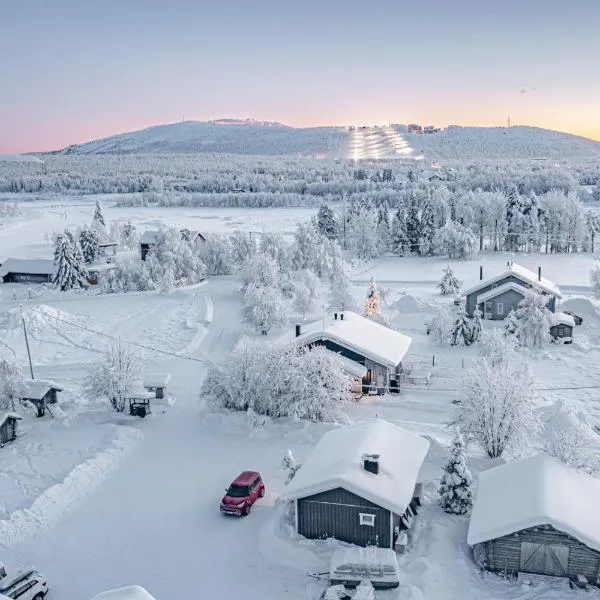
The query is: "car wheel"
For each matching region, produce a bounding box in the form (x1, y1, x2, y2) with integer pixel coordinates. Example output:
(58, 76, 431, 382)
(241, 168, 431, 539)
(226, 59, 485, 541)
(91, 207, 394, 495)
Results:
(33, 594, 44, 600)
(243, 504, 251, 516)
(259, 486, 265, 498)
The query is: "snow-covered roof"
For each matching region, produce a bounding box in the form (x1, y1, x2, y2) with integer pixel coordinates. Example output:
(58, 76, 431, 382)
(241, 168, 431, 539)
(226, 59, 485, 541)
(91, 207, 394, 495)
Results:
(548, 311, 575, 328)
(22, 379, 62, 400)
(143, 373, 171, 388)
(91, 586, 156, 600)
(87, 262, 117, 273)
(464, 262, 562, 299)
(280, 419, 430, 515)
(467, 454, 600, 551)
(293, 311, 412, 369)
(0, 412, 22, 428)
(0, 258, 54, 277)
(140, 231, 160, 245)
(331, 353, 368, 378)
(476, 281, 532, 305)
(98, 240, 118, 247)
(125, 389, 155, 400)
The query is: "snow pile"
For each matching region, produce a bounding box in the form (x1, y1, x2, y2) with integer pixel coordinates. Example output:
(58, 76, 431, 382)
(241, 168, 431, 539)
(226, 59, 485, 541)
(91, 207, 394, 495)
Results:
(0, 425, 143, 551)
(330, 547, 399, 588)
(561, 297, 600, 323)
(91, 586, 156, 600)
(1, 304, 83, 336)
(391, 294, 426, 313)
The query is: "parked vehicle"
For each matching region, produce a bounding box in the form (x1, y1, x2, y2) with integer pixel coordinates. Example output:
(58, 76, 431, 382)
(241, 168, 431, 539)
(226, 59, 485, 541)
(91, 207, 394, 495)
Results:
(562, 310, 583, 325)
(220, 471, 265, 516)
(0, 563, 48, 600)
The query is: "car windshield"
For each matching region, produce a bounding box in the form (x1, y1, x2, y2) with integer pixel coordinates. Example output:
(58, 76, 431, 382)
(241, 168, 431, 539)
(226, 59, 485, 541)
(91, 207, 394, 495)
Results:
(227, 484, 250, 497)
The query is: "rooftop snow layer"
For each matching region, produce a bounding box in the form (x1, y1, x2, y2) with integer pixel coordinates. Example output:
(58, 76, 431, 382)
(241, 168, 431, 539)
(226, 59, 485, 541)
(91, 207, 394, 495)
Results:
(0, 258, 54, 277)
(91, 586, 156, 600)
(140, 231, 160, 245)
(143, 373, 171, 388)
(464, 262, 562, 299)
(467, 454, 600, 550)
(22, 380, 62, 400)
(0, 412, 22, 428)
(280, 419, 430, 515)
(548, 311, 575, 327)
(293, 311, 412, 369)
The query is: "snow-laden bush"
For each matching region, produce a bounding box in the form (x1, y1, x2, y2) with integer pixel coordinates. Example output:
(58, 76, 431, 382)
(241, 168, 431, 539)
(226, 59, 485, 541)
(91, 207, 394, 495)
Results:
(202, 339, 351, 422)
(438, 430, 473, 514)
(0, 356, 24, 412)
(438, 265, 461, 296)
(428, 305, 453, 345)
(514, 289, 551, 348)
(450, 303, 473, 346)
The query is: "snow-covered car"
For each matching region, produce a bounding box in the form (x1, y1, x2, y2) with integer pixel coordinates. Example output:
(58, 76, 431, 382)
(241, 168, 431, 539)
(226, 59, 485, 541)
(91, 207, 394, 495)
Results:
(0, 564, 48, 600)
(562, 310, 583, 325)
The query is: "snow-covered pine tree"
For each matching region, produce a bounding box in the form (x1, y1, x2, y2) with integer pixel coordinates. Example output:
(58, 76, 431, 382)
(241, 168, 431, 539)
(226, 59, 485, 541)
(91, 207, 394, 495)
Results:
(405, 197, 421, 253)
(376, 204, 391, 254)
(514, 289, 551, 349)
(470, 306, 483, 343)
(328, 248, 354, 311)
(315, 204, 337, 240)
(364, 276, 381, 318)
(450, 303, 473, 346)
(79, 226, 100, 264)
(391, 206, 408, 255)
(53, 233, 87, 291)
(438, 429, 473, 515)
(93, 200, 105, 227)
(504, 309, 520, 339)
(0, 356, 24, 411)
(67, 231, 89, 286)
(418, 202, 435, 256)
(438, 265, 461, 296)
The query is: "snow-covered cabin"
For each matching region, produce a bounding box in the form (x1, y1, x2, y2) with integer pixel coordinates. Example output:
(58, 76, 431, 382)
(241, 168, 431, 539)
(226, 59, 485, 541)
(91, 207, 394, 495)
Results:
(0, 258, 54, 284)
(98, 241, 118, 256)
(464, 262, 562, 320)
(143, 373, 171, 399)
(0, 413, 22, 446)
(291, 311, 412, 395)
(140, 229, 205, 261)
(22, 380, 63, 417)
(280, 419, 430, 549)
(91, 586, 156, 600)
(87, 261, 117, 285)
(549, 311, 575, 343)
(468, 454, 600, 583)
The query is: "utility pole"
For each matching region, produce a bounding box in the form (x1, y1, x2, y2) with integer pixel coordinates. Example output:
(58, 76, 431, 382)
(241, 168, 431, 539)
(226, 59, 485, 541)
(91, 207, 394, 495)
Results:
(20, 304, 34, 379)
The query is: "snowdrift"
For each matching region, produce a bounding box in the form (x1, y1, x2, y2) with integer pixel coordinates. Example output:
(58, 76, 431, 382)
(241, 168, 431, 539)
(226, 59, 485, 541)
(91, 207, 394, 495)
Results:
(561, 297, 600, 324)
(1, 304, 84, 336)
(91, 586, 156, 600)
(392, 294, 427, 313)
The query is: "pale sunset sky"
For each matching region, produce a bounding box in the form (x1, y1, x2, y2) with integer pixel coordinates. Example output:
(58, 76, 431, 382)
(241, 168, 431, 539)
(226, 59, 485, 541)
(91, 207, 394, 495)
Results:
(1, 0, 599, 152)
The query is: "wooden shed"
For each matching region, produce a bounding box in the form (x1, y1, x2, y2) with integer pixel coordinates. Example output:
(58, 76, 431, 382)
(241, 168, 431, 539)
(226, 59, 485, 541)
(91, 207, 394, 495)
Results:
(0, 413, 22, 445)
(280, 419, 430, 549)
(549, 312, 575, 344)
(143, 373, 171, 399)
(22, 380, 63, 417)
(468, 455, 600, 585)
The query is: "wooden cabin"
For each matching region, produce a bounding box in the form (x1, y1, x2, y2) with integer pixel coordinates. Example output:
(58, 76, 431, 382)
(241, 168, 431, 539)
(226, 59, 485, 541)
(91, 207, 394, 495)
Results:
(468, 455, 600, 585)
(280, 419, 430, 549)
(0, 413, 22, 446)
(549, 312, 575, 344)
(0, 259, 54, 283)
(22, 380, 63, 417)
(143, 373, 171, 399)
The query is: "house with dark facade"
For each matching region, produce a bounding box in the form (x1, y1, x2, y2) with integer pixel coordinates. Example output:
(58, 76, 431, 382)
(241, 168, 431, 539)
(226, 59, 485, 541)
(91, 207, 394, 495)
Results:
(0, 412, 22, 446)
(0, 259, 54, 283)
(22, 380, 63, 417)
(290, 311, 412, 395)
(468, 455, 600, 585)
(464, 262, 562, 320)
(280, 419, 430, 549)
(140, 229, 205, 260)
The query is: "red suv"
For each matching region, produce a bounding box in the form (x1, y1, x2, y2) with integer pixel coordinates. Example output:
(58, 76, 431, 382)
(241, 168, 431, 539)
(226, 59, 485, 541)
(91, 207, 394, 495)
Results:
(220, 471, 265, 516)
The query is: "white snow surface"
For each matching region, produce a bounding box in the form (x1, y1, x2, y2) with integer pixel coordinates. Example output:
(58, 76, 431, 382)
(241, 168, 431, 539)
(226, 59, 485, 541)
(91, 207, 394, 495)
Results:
(139, 230, 159, 245)
(293, 311, 412, 369)
(0, 259, 54, 277)
(548, 311, 576, 327)
(91, 586, 156, 600)
(142, 373, 171, 388)
(281, 419, 430, 515)
(467, 454, 600, 550)
(330, 547, 400, 584)
(0, 412, 21, 428)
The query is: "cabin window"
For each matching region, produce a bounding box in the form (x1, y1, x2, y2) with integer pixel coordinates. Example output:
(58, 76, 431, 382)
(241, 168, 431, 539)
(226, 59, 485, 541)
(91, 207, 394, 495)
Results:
(558, 326, 565, 336)
(359, 513, 376, 527)
(496, 302, 504, 316)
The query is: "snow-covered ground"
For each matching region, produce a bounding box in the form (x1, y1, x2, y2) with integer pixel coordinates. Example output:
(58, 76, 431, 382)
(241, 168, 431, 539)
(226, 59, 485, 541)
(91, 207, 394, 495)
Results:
(2, 203, 600, 599)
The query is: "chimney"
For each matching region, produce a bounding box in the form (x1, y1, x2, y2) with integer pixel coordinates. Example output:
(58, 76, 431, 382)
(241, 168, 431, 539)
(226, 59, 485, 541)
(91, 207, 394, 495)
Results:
(334, 312, 338, 320)
(538, 266, 541, 282)
(479, 265, 483, 281)
(340, 312, 344, 321)
(362, 453, 380, 475)
(295, 324, 301, 337)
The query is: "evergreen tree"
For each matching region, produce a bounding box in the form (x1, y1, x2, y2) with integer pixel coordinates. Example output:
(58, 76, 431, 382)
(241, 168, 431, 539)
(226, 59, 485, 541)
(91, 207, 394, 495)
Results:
(450, 303, 473, 346)
(79, 226, 100, 264)
(315, 204, 337, 240)
(364, 276, 381, 318)
(418, 202, 435, 256)
(505, 185, 521, 251)
(471, 306, 483, 343)
(504, 309, 520, 338)
(329, 248, 354, 311)
(514, 290, 551, 349)
(438, 430, 473, 515)
(438, 265, 461, 296)
(391, 206, 408, 255)
(53, 233, 88, 291)
(405, 197, 421, 253)
(376, 204, 391, 254)
(93, 200, 105, 227)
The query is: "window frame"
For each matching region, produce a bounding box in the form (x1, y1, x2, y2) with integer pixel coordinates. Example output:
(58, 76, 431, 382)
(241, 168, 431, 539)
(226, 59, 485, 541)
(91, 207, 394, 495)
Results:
(359, 512, 376, 527)
(496, 302, 504, 316)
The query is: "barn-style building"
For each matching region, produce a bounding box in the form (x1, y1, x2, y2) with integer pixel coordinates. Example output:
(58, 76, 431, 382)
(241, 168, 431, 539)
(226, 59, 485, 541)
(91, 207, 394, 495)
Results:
(464, 262, 562, 320)
(0, 413, 22, 446)
(468, 455, 600, 585)
(291, 311, 412, 395)
(0, 258, 54, 283)
(280, 419, 430, 549)
(22, 380, 63, 417)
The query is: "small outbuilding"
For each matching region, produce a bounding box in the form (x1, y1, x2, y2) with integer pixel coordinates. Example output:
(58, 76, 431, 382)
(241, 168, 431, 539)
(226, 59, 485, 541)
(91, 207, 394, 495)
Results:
(0, 259, 54, 284)
(87, 262, 117, 285)
(98, 241, 118, 256)
(549, 311, 575, 343)
(280, 419, 430, 549)
(0, 413, 22, 446)
(468, 454, 600, 584)
(143, 373, 171, 399)
(22, 380, 63, 417)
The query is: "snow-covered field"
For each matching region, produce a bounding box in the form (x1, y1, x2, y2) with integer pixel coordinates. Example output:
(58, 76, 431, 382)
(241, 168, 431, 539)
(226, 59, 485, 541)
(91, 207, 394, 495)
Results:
(2, 201, 600, 599)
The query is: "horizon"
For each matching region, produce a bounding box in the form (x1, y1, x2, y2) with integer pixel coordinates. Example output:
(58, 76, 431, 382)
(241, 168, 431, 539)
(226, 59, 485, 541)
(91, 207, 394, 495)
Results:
(2, 0, 599, 153)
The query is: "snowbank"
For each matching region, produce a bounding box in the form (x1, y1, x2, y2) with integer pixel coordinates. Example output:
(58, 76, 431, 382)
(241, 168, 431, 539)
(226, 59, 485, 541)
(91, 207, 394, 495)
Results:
(0, 425, 143, 550)
(1, 304, 84, 336)
(91, 585, 156, 600)
(392, 294, 427, 313)
(561, 297, 600, 322)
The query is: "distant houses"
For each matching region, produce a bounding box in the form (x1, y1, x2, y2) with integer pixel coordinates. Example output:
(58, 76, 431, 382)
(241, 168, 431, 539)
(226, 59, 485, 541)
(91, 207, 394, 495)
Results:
(0, 259, 54, 283)
(468, 455, 600, 585)
(291, 311, 412, 395)
(464, 261, 562, 320)
(280, 419, 430, 550)
(0, 413, 22, 446)
(140, 229, 205, 260)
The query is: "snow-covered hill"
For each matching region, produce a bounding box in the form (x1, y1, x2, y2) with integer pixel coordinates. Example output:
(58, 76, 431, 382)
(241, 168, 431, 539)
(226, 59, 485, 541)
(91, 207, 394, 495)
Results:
(405, 125, 600, 160)
(57, 120, 345, 157)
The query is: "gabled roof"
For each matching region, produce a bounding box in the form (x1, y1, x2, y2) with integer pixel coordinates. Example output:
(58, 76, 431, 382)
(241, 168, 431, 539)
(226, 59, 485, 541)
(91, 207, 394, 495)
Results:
(91, 586, 156, 600)
(0, 412, 22, 428)
(464, 262, 561, 299)
(280, 419, 430, 515)
(22, 380, 63, 400)
(293, 311, 412, 369)
(98, 240, 118, 247)
(143, 373, 171, 388)
(140, 230, 160, 245)
(467, 454, 600, 551)
(476, 281, 531, 305)
(0, 258, 54, 277)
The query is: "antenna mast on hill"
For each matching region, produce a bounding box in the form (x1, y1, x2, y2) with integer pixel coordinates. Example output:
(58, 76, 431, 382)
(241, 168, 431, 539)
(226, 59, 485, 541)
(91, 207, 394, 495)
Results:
(507, 116, 511, 128)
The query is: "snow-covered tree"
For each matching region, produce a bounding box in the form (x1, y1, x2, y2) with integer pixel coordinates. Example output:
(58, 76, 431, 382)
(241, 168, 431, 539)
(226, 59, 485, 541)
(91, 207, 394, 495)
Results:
(450, 303, 473, 347)
(92, 200, 106, 239)
(590, 262, 600, 298)
(88, 338, 141, 412)
(433, 221, 477, 259)
(229, 230, 256, 271)
(428, 305, 453, 345)
(503, 309, 520, 339)
(438, 430, 473, 514)
(480, 329, 519, 366)
(52, 233, 88, 291)
(418, 202, 435, 256)
(79, 226, 100, 264)
(259, 233, 290, 275)
(328, 246, 354, 311)
(0, 356, 24, 412)
(405, 198, 421, 253)
(292, 222, 320, 271)
(391, 206, 408, 255)
(315, 204, 337, 240)
(293, 270, 319, 319)
(281, 449, 302, 483)
(459, 340, 536, 458)
(199, 234, 232, 275)
(514, 290, 551, 349)
(438, 265, 461, 296)
(346, 202, 380, 260)
(471, 307, 483, 343)
(364, 276, 381, 318)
